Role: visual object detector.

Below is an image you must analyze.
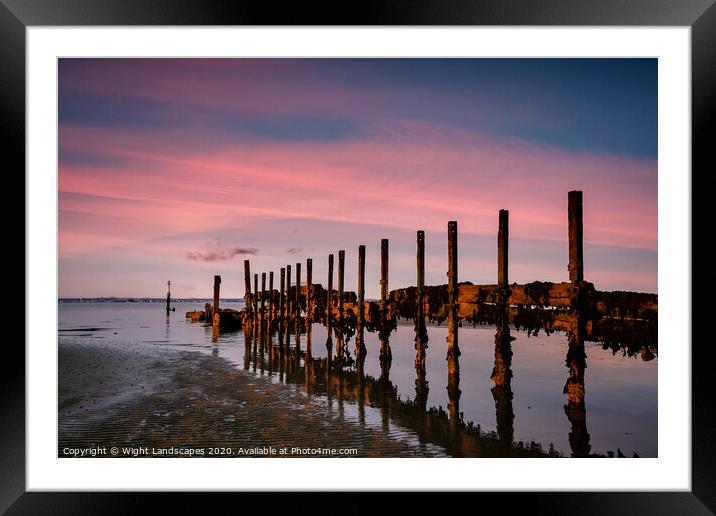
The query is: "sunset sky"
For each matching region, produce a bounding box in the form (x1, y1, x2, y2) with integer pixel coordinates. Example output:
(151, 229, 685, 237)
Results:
(58, 58, 657, 298)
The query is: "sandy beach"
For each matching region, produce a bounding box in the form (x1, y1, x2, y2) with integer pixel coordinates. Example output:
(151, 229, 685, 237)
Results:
(58, 338, 443, 457)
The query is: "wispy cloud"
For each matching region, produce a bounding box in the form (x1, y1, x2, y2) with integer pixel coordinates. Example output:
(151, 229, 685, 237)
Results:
(186, 247, 258, 262)
(286, 248, 303, 254)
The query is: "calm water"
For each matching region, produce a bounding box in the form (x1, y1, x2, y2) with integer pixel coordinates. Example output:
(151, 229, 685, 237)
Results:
(58, 301, 657, 457)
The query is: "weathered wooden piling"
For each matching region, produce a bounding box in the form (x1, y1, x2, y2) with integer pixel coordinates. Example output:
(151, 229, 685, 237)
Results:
(415, 230, 428, 370)
(260, 272, 266, 332)
(286, 265, 292, 323)
(295, 262, 302, 317)
(356, 245, 366, 363)
(212, 275, 221, 338)
(295, 262, 302, 356)
(213, 275, 221, 315)
(447, 221, 458, 307)
(446, 222, 460, 417)
(253, 273, 259, 319)
(498, 210, 509, 289)
(306, 258, 313, 321)
(568, 190, 584, 284)
(417, 231, 425, 302)
(379, 238, 392, 365)
(338, 250, 345, 320)
(380, 239, 389, 309)
(279, 268, 285, 323)
(358, 246, 366, 321)
(166, 280, 171, 314)
(327, 253, 334, 350)
(269, 271, 274, 327)
(244, 259, 252, 313)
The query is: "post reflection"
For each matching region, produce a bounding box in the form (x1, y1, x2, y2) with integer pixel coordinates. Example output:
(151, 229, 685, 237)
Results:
(564, 313, 591, 457)
(238, 313, 602, 459)
(446, 307, 461, 430)
(490, 312, 515, 449)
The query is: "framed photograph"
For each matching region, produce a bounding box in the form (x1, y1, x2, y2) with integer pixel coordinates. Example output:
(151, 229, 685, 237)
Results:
(6, 0, 713, 512)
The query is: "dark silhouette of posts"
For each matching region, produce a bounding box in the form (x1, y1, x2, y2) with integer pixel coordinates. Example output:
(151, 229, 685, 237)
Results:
(284, 265, 291, 356)
(279, 268, 285, 323)
(337, 250, 345, 364)
(380, 239, 389, 308)
(417, 231, 425, 301)
(415, 230, 428, 370)
(295, 262, 302, 318)
(279, 267, 286, 355)
(379, 238, 391, 367)
(498, 210, 509, 290)
(286, 264, 292, 321)
(213, 275, 221, 315)
(446, 222, 460, 428)
(212, 275, 221, 339)
(295, 262, 302, 358)
(166, 280, 171, 314)
(356, 245, 366, 365)
(446, 221, 460, 360)
(253, 274, 259, 318)
(327, 254, 334, 353)
(243, 259, 252, 316)
(268, 271, 274, 329)
(306, 258, 313, 321)
(447, 221, 458, 308)
(260, 272, 266, 334)
(306, 259, 313, 357)
(338, 250, 345, 321)
(568, 190, 584, 284)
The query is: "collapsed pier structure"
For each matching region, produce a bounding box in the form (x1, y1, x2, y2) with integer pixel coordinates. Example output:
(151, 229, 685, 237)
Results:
(185, 191, 656, 457)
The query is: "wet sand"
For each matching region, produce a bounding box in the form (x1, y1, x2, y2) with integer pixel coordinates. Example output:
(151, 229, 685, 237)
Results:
(59, 339, 443, 457)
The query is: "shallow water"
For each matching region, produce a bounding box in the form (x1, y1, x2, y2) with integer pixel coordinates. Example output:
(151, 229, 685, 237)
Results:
(58, 301, 657, 457)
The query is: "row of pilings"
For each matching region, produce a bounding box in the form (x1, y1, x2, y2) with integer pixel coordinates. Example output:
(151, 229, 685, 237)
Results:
(194, 191, 606, 456)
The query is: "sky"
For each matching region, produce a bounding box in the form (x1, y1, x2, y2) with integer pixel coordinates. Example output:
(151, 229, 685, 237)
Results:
(58, 58, 657, 298)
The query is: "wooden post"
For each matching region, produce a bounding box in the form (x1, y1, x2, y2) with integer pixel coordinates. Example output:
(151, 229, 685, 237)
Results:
(166, 280, 171, 314)
(286, 265, 292, 321)
(358, 245, 365, 322)
(243, 259, 252, 313)
(446, 222, 460, 412)
(447, 221, 458, 307)
(379, 238, 391, 366)
(253, 274, 259, 318)
(417, 231, 425, 300)
(295, 262, 301, 359)
(380, 239, 389, 308)
(415, 230, 428, 370)
(279, 268, 285, 323)
(212, 275, 221, 336)
(568, 190, 584, 284)
(327, 253, 334, 338)
(338, 250, 345, 320)
(213, 275, 221, 315)
(260, 272, 266, 331)
(295, 262, 301, 317)
(356, 245, 366, 363)
(306, 258, 313, 321)
(268, 271, 274, 328)
(498, 210, 509, 289)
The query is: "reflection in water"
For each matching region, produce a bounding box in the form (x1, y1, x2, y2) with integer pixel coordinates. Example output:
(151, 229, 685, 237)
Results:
(446, 307, 461, 431)
(564, 313, 591, 457)
(60, 301, 656, 457)
(242, 324, 555, 458)
(490, 308, 515, 450)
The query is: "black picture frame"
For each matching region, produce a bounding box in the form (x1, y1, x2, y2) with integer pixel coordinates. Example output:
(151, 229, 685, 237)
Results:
(3, 0, 713, 513)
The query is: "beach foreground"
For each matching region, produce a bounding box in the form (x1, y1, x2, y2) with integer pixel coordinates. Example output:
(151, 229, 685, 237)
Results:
(58, 339, 443, 457)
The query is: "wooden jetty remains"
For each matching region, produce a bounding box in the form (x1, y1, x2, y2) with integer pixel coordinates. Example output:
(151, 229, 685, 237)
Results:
(186, 190, 656, 352)
(185, 190, 656, 455)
